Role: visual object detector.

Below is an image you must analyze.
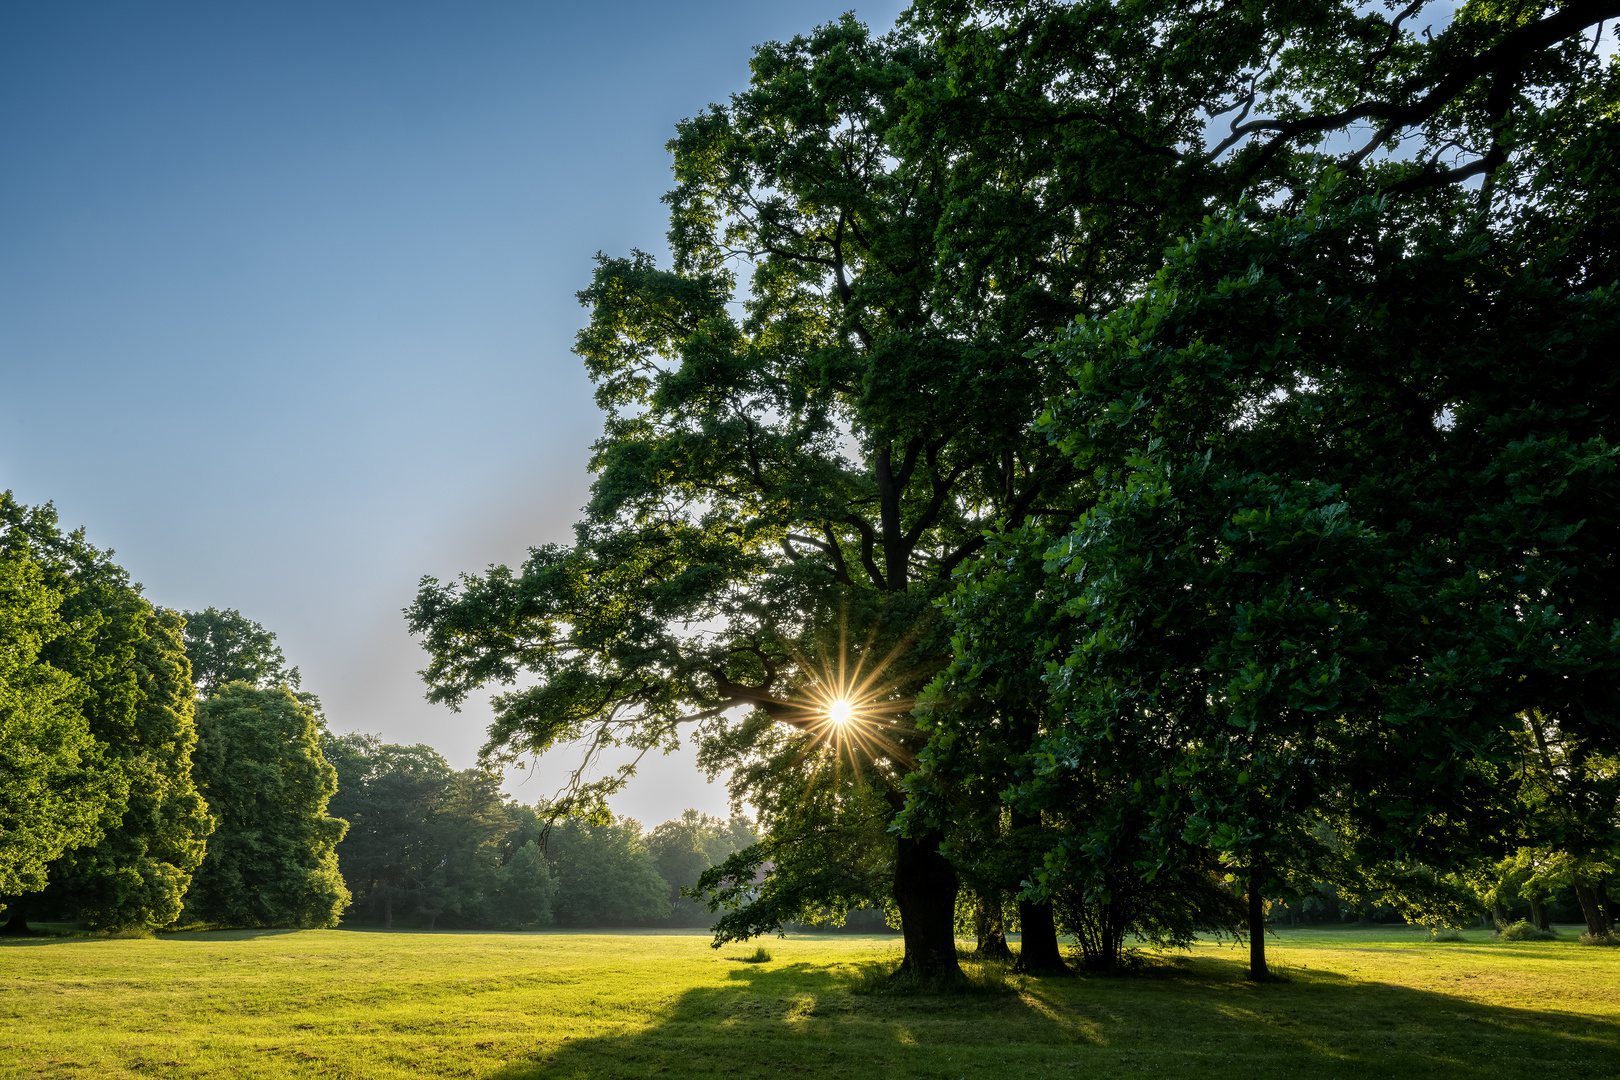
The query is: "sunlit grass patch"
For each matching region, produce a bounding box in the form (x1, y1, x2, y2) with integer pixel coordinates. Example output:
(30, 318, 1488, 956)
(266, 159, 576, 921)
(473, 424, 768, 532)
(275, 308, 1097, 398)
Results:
(0, 925, 1615, 1078)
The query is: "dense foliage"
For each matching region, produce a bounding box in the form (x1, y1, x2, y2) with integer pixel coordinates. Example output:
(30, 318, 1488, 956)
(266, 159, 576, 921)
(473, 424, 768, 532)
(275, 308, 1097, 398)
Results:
(0, 495, 211, 932)
(408, 0, 1620, 980)
(186, 684, 350, 928)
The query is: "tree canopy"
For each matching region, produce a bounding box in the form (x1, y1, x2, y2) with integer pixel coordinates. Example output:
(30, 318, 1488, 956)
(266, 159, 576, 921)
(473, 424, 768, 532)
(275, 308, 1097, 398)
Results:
(410, 0, 1620, 978)
(181, 607, 302, 698)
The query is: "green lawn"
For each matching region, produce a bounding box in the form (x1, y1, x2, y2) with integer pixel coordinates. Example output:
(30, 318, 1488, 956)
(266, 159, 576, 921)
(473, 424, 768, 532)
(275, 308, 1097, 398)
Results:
(2, 924, 1617, 1079)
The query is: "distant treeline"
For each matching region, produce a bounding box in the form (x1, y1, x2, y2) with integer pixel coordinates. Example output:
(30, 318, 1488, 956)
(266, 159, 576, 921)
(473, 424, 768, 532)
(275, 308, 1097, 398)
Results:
(0, 492, 758, 934)
(326, 731, 757, 930)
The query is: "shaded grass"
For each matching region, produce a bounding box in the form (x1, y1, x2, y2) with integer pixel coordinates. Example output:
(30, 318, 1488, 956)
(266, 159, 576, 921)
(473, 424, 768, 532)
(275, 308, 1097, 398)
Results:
(0, 924, 1616, 1078)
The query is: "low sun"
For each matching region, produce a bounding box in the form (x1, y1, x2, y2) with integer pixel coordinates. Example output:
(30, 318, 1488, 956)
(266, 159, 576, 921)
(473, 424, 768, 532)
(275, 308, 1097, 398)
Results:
(827, 699, 854, 726)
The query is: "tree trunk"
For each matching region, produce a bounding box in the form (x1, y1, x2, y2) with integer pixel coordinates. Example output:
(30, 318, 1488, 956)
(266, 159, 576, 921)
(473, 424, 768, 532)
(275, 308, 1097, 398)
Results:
(1528, 895, 1549, 932)
(891, 828, 962, 983)
(1491, 900, 1510, 929)
(1573, 878, 1611, 937)
(382, 889, 394, 930)
(1248, 867, 1269, 982)
(1014, 897, 1072, 975)
(973, 895, 1013, 960)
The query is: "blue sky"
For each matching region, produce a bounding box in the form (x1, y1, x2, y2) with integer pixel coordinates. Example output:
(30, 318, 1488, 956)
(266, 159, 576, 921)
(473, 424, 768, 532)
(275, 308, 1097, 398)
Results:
(0, 0, 907, 826)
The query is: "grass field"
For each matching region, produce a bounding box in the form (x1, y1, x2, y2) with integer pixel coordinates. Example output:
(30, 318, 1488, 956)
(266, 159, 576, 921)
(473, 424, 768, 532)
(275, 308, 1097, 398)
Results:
(2, 925, 1618, 1079)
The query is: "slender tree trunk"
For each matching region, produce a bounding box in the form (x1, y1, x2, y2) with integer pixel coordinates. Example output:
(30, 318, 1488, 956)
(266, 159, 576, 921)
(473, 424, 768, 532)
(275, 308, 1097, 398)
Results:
(1014, 897, 1072, 975)
(1248, 866, 1269, 982)
(382, 888, 394, 931)
(891, 828, 961, 983)
(973, 895, 1013, 960)
(1573, 879, 1611, 937)
(1528, 895, 1550, 932)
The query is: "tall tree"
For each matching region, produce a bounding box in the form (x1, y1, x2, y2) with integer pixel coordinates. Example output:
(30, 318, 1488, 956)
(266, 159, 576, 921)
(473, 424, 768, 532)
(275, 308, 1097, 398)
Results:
(187, 684, 349, 928)
(410, 0, 1620, 980)
(410, 15, 1082, 982)
(43, 606, 213, 930)
(0, 550, 109, 916)
(0, 495, 210, 932)
(906, 0, 1620, 977)
(999, 186, 1619, 976)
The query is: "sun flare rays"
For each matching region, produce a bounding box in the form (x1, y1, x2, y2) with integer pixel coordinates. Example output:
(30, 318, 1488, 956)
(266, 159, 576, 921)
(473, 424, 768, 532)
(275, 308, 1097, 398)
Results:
(766, 610, 929, 783)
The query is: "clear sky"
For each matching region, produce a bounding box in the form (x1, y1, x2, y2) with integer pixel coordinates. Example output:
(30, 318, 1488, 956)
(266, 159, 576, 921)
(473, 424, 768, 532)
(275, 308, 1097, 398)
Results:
(0, 0, 908, 827)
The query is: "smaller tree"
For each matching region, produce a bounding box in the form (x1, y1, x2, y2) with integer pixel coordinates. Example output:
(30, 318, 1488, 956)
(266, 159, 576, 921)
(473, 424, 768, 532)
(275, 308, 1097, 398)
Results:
(181, 608, 300, 697)
(490, 841, 556, 928)
(326, 735, 449, 928)
(647, 810, 756, 926)
(186, 684, 349, 928)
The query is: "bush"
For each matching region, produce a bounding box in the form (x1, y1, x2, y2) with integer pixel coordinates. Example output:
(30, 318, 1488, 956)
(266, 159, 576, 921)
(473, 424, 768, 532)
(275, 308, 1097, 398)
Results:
(743, 945, 772, 963)
(1579, 930, 1620, 947)
(1498, 920, 1556, 942)
(1425, 926, 1463, 942)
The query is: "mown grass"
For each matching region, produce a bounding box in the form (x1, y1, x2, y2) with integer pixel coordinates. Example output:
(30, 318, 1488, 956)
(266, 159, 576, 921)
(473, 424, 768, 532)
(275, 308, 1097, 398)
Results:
(2, 924, 1617, 1078)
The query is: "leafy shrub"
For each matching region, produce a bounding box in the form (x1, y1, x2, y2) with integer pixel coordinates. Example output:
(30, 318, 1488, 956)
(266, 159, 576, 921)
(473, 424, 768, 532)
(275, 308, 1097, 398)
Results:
(1498, 920, 1556, 942)
(1425, 926, 1463, 942)
(1579, 930, 1620, 947)
(744, 945, 772, 963)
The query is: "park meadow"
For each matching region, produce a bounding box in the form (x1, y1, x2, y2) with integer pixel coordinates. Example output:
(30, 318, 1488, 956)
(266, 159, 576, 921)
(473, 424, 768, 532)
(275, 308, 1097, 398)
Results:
(3, 925, 1618, 1080)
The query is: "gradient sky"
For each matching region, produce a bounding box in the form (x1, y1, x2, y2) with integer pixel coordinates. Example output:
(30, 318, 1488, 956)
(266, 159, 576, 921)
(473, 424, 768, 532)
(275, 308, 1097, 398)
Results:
(0, 0, 909, 827)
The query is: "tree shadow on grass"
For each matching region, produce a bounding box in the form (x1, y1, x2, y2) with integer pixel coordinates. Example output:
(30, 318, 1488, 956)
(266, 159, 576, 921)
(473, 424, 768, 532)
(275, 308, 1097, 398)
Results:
(482, 953, 1620, 1080)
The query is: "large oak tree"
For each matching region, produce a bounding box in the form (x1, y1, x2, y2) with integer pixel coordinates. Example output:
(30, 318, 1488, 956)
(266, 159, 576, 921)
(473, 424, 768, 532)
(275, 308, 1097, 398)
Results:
(412, 0, 1619, 979)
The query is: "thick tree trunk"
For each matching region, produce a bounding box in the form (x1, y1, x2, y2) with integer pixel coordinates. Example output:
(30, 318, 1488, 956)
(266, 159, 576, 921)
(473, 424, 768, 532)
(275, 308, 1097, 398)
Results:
(1014, 897, 1072, 975)
(1573, 879, 1611, 937)
(973, 896, 1013, 960)
(1528, 895, 1550, 932)
(891, 828, 962, 983)
(1248, 867, 1269, 982)
(1491, 900, 1510, 929)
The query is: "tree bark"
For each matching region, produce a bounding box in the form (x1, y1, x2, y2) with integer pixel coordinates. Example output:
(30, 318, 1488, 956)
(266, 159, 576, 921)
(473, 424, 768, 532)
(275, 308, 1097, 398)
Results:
(973, 895, 1013, 960)
(382, 888, 394, 930)
(1491, 900, 1510, 929)
(1248, 867, 1269, 982)
(1528, 895, 1550, 932)
(1014, 897, 1072, 975)
(891, 828, 962, 983)
(1573, 878, 1611, 937)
